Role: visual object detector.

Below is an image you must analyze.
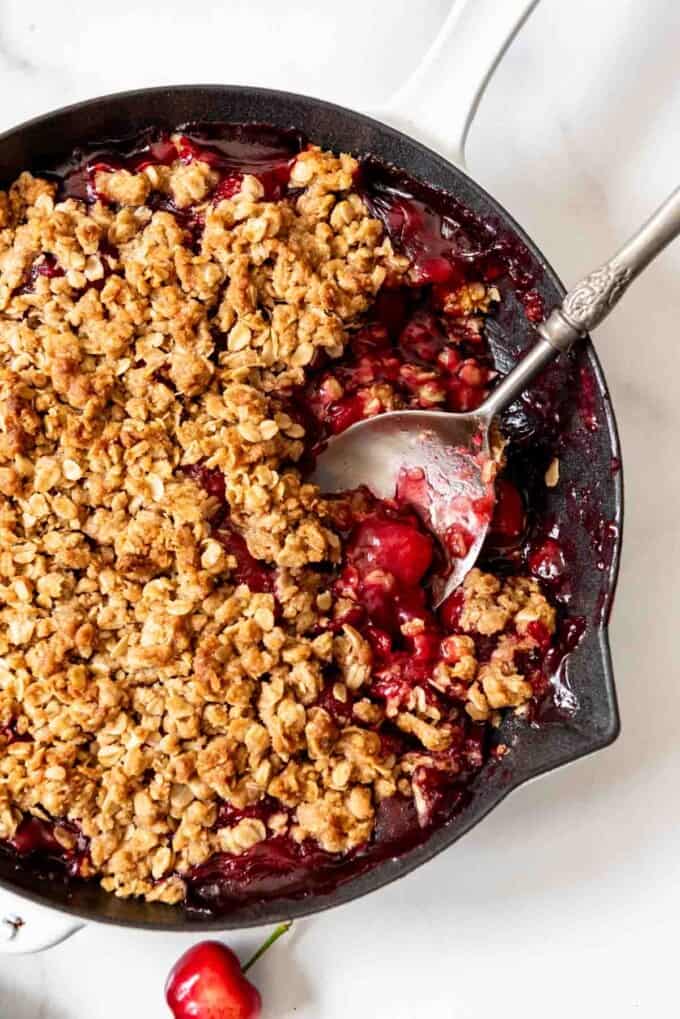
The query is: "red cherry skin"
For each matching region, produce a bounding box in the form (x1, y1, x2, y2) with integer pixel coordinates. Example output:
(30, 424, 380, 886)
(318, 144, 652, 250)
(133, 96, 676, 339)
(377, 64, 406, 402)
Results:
(489, 479, 525, 540)
(9, 816, 62, 855)
(349, 519, 433, 587)
(439, 588, 464, 631)
(166, 941, 262, 1019)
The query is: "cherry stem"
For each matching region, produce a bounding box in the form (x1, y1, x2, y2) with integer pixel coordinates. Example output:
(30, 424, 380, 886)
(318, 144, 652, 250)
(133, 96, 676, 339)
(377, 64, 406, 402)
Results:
(242, 921, 293, 974)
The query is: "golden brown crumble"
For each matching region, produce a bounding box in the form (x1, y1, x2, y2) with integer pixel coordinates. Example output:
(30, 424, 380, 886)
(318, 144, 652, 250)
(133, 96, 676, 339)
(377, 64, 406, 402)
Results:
(0, 143, 556, 904)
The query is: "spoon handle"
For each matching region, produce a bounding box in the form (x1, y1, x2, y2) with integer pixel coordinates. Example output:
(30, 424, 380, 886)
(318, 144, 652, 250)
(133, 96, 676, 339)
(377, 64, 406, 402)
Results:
(480, 186, 680, 419)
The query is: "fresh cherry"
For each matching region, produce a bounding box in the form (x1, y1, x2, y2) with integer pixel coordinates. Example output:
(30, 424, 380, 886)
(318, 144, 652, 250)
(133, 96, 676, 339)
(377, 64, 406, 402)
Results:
(166, 923, 292, 1019)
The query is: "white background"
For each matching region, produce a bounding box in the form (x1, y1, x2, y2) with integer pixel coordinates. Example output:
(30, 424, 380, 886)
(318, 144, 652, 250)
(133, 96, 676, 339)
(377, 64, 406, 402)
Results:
(1, 0, 679, 1015)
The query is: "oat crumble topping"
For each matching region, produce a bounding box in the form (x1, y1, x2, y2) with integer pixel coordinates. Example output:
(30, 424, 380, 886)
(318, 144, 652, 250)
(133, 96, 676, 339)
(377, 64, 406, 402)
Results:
(0, 136, 557, 905)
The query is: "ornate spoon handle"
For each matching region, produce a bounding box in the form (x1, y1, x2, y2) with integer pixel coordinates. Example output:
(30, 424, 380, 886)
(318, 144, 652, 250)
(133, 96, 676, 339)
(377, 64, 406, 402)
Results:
(480, 186, 680, 418)
(542, 185, 680, 350)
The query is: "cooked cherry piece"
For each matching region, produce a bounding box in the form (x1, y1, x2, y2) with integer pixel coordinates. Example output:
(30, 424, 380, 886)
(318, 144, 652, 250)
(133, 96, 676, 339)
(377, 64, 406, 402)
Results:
(348, 517, 434, 587)
(489, 478, 525, 543)
(529, 537, 567, 583)
(8, 816, 89, 877)
(9, 816, 63, 856)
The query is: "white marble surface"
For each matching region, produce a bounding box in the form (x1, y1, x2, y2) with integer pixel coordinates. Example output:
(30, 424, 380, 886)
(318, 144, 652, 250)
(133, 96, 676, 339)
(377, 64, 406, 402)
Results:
(1, 0, 679, 1015)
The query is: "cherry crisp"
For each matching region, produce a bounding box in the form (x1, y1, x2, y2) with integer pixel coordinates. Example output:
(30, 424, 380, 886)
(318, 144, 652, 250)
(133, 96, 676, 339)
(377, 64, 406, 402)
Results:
(0, 126, 559, 907)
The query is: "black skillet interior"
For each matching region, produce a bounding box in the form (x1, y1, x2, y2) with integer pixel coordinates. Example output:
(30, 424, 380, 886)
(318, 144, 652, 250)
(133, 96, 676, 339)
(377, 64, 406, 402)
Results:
(0, 85, 622, 930)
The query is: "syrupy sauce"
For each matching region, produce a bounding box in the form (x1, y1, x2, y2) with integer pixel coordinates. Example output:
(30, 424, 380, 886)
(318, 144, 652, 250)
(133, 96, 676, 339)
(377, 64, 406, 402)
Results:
(15, 253, 65, 295)
(185, 789, 476, 913)
(56, 122, 305, 206)
(180, 462, 274, 593)
(4, 816, 90, 879)
(358, 158, 545, 325)
(1, 122, 617, 913)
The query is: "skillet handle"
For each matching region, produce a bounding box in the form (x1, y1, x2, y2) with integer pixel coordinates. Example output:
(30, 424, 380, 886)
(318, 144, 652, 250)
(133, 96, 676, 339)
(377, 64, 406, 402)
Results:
(0, 888, 84, 954)
(375, 0, 538, 167)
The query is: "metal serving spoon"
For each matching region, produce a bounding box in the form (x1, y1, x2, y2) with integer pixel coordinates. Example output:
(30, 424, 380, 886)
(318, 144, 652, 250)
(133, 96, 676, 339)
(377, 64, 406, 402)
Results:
(311, 187, 680, 605)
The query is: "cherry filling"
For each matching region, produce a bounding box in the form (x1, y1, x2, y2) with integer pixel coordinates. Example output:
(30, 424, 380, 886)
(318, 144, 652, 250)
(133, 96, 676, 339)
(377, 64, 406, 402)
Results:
(529, 537, 568, 584)
(58, 123, 305, 207)
(16, 253, 65, 295)
(59, 136, 179, 204)
(0, 719, 31, 745)
(7, 816, 89, 878)
(334, 504, 441, 687)
(316, 682, 355, 725)
(181, 462, 226, 502)
(338, 520, 443, 706)
(181, 462, 274, 593)
(216, 796, 283, 830)
(489, 478, 526, 545)
(187, 789, 472, 913)
(213, 523, 274, 594)
(176, 125, 304, 202)
(303, 299, 495, 436)
(329, 490, 562, 721)
(359, 160, 545, 319)
(187, 835, 344, 909)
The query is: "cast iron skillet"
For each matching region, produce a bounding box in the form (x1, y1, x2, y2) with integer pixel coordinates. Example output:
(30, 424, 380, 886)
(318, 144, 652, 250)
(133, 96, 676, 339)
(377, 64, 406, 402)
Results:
(0, 84, 622, 935)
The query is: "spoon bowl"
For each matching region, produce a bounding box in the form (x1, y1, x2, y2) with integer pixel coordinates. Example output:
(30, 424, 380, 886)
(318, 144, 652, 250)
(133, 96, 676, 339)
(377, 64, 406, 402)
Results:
(310, 409, 495, 605)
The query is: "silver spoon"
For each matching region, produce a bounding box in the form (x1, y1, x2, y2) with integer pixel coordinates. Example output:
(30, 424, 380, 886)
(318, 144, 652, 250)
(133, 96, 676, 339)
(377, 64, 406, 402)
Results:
(311, 187, 680, 605)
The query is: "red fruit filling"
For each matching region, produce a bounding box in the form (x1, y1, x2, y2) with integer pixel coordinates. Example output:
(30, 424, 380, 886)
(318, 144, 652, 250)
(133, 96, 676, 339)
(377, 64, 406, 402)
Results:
(216, 797, 283, 830)
(304, 299, 495, 436)
(529, 537, 567, 583)
(182, 461, 226, 502)
(330, 501, 459, 704)
(348, 516, 434, 587)
(359, 161, 544, 310)
(213, 523, 274, 594)
(16, 253, 65, 295)
(316, 682, 355, 724)
(61, 123, 304, 208)
(181, 463, 273, 593)
(488, 478, 526, 544)
(8, 816, 89, 878)
(186, 795, 452, 912)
